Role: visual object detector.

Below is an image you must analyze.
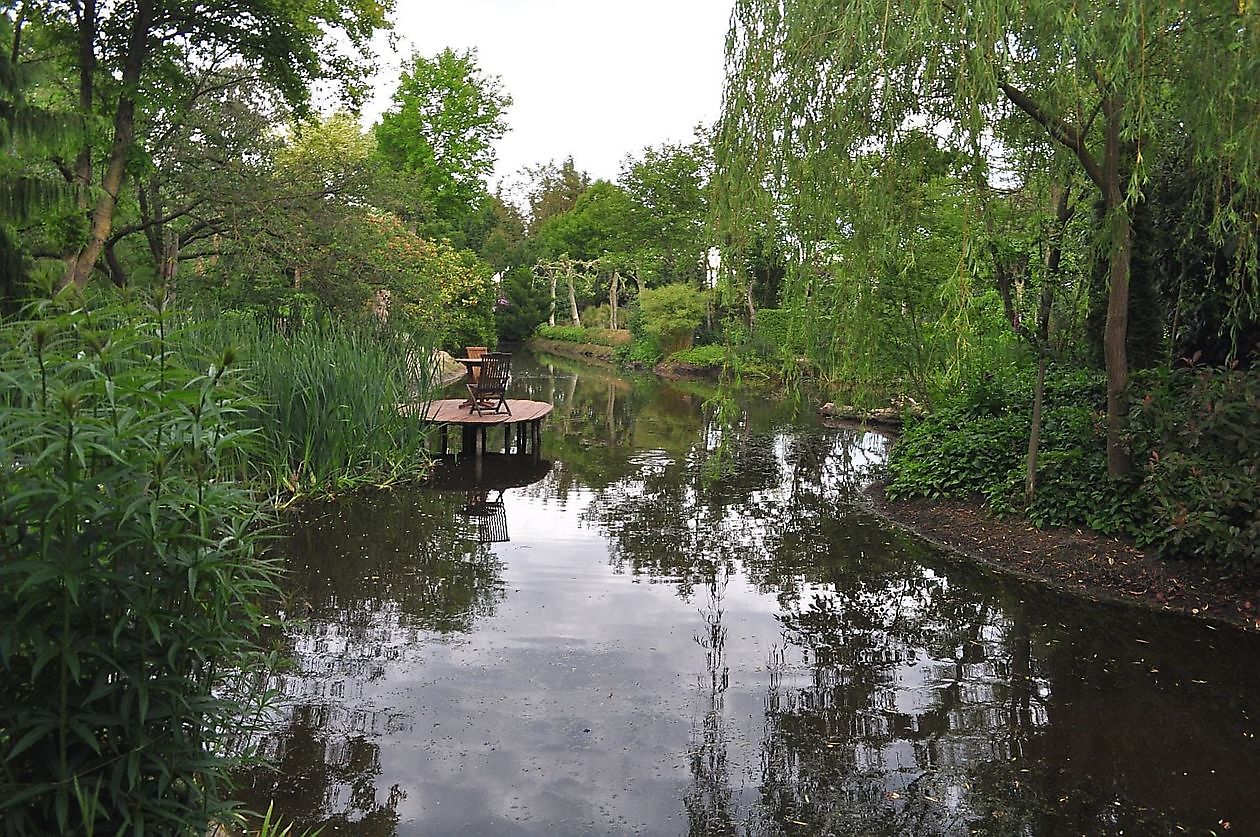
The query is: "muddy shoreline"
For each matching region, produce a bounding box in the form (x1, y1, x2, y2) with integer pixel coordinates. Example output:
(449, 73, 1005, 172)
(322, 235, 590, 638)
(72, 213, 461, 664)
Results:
(863, 479, 1260, 633)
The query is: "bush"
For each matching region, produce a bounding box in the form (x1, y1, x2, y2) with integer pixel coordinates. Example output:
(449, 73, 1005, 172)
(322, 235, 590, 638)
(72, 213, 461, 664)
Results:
(0, 297, 277, 833)
(495, 265, 547, 343)
(534, 324, 628, 347)
(614, 336, 662, 366)
(1132, 366, 1260, 568)
(886, 362, 1260, 569)
(535, 324, 588, 343)
(637, 284, 707, 353)
(579, 303, 626, 330)
(669, 343, 728, 368)
(751, 308, 795, 356)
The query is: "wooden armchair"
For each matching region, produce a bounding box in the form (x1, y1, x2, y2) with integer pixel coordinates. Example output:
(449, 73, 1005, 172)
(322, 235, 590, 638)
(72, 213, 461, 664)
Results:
(466, 352, 511, 415)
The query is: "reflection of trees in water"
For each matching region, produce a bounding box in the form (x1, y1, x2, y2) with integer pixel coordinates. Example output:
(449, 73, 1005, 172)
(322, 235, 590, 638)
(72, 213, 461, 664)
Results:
(279, 488, 505, 638)
(684, 572, 738, 836)
(754, 565, 1051, 835)
(519, 356, 653, 496)
(749, 552, 1235, 834)
(234, 706, 404, 836)
(235, 488, 507, 834)
(585, 417, 887, 598)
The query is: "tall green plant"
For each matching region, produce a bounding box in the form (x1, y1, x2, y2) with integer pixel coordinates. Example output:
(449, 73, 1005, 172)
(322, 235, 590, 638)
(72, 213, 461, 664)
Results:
(187, 318, 436, 496)
(0, 296, 278, 834)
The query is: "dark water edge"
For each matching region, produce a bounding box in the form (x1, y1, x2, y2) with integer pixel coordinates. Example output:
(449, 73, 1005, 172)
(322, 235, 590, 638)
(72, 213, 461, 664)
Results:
(232, 350, 1260, 836)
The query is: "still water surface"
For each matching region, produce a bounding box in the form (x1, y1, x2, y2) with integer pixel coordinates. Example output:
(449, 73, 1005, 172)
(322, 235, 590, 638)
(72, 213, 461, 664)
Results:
(236, 350, 1260, 835)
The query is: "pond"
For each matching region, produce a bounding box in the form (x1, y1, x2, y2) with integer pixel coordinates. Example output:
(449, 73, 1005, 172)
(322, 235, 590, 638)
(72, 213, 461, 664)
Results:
(234, 349, 1260, 836)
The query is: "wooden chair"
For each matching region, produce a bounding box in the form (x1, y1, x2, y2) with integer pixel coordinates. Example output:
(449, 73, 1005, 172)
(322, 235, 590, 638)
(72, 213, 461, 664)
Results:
(466, 352, 511, 415)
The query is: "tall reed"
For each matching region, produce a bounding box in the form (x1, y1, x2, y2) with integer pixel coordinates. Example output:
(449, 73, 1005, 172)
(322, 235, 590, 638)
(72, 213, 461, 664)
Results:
(185, 316, 437, 498)
(0, 295, 278, 834)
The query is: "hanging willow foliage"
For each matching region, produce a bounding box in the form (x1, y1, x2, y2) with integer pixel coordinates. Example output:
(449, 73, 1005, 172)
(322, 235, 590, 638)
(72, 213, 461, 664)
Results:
(715, 0, 1260, 404)
(1, 12, 81, 306)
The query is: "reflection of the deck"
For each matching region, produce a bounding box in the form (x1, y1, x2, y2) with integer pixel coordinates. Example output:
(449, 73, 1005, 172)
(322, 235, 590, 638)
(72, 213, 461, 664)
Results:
(423, 454, 553, 491)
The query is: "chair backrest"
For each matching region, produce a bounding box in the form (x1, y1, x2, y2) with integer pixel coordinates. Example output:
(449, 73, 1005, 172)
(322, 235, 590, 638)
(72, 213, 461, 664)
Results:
(475, 352, 511, 394)
(464, 346, 487, 381)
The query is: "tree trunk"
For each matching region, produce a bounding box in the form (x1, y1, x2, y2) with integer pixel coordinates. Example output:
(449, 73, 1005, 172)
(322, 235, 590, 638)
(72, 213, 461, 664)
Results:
(609, 270, 619, 329)
(62, 0, 153, 290)
(1026, 356, 1048, 501)
(567, 272, 579, 325)
(1026, 184, 1072, 502)
(1101, 96, 1133, 477)
(548, 272, 557, 327)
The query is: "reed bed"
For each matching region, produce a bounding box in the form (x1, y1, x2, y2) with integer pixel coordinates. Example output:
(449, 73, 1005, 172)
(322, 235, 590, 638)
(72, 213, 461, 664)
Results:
(185, 316, 438, 498)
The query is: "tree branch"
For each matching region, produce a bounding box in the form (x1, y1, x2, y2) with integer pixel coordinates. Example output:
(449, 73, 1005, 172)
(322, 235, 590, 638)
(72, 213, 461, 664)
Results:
(107, 197, 203, 246)
(998, 80, 1105, 190)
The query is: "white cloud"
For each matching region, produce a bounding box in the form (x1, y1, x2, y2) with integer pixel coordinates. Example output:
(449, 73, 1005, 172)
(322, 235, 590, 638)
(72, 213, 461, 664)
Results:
(364, 0, 733, 185)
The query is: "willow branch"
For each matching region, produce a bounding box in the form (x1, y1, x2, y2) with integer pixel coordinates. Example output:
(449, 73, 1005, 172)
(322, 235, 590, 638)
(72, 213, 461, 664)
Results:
(998, 81, 1105, 190)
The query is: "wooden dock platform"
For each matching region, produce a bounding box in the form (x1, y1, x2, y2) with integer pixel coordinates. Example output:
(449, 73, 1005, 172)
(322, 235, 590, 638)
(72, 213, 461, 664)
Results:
(418, 399, 554, 457)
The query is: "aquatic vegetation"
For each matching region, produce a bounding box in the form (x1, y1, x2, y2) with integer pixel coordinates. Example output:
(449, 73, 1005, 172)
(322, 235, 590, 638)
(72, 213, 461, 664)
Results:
(186, 316, 437, 498)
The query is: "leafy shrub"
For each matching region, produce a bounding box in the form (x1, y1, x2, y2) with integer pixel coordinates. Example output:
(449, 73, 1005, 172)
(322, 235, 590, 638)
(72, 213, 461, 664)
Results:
(886, 406, 1029, 501)
(751, 308, 795, 356)
(535, 324, 587, 343)
(0, 298, 277, 834)
(887, 362, 1260, 569)
(637, 284, 707, 353)
(494, 265, 548, 343)
(1131, 366, 1260, 568)
(579, 303, 626, 330)
(669, 343, 728, 368)
(614, 336, 662, 366)
(534, 324, 628, 347)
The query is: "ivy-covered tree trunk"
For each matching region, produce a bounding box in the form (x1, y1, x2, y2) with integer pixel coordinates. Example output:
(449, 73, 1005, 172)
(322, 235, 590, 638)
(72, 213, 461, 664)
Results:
(609, 269, 619, 329)
(548, 271, 557, 327)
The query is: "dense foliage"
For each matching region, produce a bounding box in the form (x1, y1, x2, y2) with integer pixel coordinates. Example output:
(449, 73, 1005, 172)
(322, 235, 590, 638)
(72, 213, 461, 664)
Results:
(534, 324, 627, 348)
(636, 283, 707, 353)
(887, 365, 1260, 570)
(0, 299, 277, 833)
(716, 0, 1260, 477)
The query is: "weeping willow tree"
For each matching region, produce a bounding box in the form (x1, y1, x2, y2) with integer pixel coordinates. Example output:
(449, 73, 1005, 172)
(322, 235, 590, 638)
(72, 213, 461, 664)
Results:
(0, 11, 77, 307)
(715, 0, 1260, 476)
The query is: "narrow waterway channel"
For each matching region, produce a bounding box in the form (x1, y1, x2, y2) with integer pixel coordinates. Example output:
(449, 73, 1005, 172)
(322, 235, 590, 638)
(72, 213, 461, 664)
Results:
(235, 349, 1260, 836)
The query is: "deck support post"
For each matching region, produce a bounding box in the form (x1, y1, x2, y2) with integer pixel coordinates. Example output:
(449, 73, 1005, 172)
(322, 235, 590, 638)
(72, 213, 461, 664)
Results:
(421, 400, 551, 460)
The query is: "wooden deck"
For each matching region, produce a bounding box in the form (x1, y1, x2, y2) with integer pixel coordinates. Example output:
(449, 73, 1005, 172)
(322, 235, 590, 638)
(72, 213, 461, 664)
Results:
(420, 399, 553, 425)
(415, 399, 554, 458)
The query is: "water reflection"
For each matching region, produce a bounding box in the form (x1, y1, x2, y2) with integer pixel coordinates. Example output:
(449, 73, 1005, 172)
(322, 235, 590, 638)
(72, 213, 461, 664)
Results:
(236, 459, 551, 830)
(236, 350, 1260, 835)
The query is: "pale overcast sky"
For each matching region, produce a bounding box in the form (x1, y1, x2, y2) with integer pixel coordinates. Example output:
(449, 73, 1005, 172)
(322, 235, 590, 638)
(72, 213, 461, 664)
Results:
(362, 0, 734, 186)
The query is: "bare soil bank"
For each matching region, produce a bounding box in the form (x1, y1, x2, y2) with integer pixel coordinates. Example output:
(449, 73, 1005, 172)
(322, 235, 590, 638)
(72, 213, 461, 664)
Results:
(865, 481, 1260, 633)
